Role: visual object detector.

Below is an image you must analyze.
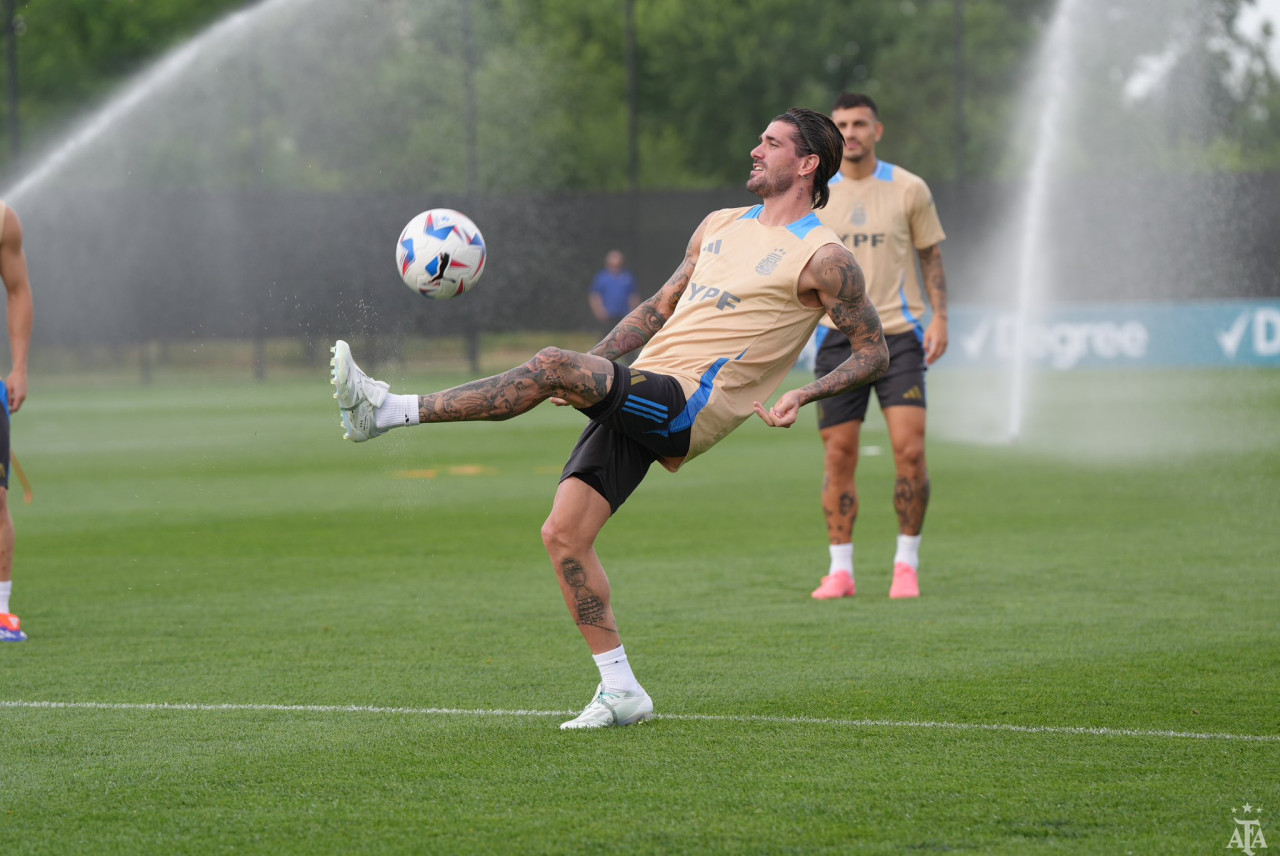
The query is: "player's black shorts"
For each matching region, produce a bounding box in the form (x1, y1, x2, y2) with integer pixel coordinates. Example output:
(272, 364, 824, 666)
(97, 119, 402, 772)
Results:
(560, 361, 691, 514)
(814, 329, 927, 430)
(0, 382, 10, 490)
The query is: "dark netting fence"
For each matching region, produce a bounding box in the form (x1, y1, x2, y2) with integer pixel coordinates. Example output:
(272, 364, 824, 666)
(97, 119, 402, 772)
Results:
(20, 172, 1280, 360)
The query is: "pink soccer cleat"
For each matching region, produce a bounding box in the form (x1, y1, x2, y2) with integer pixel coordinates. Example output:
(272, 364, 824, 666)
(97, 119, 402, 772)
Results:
(812, 572, 856, 599)
(889, 562, 920, 599)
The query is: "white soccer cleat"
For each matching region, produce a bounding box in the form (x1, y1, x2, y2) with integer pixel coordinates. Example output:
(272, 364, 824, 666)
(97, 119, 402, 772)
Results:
(559, 683, 654, 730)
(330, 339, 390, 442)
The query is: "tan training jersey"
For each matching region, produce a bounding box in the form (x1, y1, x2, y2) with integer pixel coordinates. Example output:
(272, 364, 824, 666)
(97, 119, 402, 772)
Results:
(816, 161, 944, 338)
(631, 205, 838, 463)
(0, 201, 7, 245)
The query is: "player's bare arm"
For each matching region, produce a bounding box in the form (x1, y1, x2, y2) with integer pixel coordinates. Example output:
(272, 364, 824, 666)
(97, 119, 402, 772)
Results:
(589, 215, 708, 362)
(754, 244, 887, 428)
(805, 244, 887, 398)
(918, 242, 949, 364)
(443, 217, 711, 419)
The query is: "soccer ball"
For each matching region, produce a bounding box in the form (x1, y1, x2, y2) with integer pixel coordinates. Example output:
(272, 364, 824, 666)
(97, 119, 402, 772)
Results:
(395, 208, 487, 300)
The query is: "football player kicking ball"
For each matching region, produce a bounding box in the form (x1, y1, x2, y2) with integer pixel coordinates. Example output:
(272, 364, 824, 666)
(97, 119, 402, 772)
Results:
(331, 108, 887, 728)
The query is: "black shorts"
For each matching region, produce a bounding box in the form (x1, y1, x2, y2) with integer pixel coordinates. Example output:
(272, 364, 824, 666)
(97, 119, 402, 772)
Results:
(0, 382, 9, 490)
(560, 361, 692, 514)
(814, 330, 927, 430)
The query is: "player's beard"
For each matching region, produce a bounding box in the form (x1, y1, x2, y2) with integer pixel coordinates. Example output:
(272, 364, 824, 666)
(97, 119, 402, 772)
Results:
(747, 166, 795, 199)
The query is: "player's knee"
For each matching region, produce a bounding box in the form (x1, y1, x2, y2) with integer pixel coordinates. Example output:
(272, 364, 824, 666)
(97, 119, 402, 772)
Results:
(823, 435, 858, 472)
(541, 511, 589, 556)
(894, 440, 926, 477)
(531, 346, 574, 372)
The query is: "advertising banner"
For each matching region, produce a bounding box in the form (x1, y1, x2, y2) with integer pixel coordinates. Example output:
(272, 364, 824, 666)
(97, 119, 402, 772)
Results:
(942, 300, 1280, 370)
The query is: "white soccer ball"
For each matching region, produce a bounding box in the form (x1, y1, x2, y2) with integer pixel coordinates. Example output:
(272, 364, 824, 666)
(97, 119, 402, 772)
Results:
(395, 208, 487, 300)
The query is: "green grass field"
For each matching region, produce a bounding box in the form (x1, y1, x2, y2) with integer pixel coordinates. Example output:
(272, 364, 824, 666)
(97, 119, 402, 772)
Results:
(2, 361, 1277, 854)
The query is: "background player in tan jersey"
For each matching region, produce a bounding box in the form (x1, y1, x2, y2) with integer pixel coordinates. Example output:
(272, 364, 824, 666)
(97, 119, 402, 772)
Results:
(0, 203, 35, 643)
(809, 92, 950, 602)
(329, 108, 887, 728)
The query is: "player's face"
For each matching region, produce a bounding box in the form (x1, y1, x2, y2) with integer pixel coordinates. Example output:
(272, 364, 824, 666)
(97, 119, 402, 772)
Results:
(746, 120, 803, 198)
(832, 106, 883, 163)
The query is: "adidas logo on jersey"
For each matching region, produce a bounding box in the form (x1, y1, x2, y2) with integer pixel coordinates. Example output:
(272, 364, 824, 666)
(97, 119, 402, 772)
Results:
(702, 239, 722, 254)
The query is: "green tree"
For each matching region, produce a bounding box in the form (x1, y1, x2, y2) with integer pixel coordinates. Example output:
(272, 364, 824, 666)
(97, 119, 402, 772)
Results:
(3, 0, 1276, 193)
(1, 0, 247, 166)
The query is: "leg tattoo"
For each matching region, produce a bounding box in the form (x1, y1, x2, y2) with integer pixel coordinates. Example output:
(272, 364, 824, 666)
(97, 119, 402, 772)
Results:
(419, 348, 610, 423)
(560, 558, 615, 634)
(824, 491, 857, 542)
(894, 476, 930, 535)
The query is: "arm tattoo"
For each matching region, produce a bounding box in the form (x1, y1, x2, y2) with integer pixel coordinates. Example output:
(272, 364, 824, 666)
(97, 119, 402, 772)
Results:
(591, 298, 669, 360)
(800, 250, 888, 405)
(918, 245, 948, 318)
(591, 245, 695, 360)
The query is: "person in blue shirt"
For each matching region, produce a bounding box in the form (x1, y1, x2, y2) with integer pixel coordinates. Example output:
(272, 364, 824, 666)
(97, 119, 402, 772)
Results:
(588, 250, 638, 336)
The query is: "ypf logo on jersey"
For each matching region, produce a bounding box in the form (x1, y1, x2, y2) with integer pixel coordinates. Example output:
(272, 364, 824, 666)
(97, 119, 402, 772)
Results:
(1227, 804, 1268, 856)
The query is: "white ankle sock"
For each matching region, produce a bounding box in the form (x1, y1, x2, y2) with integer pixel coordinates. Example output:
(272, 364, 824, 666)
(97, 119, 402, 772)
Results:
(0, 580, 11, 614)
(829, 543, 853, 579)
(374, 394, 420, 430)
(895, 534, 922, 569)
(593, 644, 642, 695)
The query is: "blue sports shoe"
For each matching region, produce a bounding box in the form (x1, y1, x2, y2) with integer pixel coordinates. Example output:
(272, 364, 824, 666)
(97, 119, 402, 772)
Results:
(0, 612, 27, 642)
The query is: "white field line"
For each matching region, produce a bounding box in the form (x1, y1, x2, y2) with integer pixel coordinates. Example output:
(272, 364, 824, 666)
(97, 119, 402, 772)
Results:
(2, 700, 1277, 743)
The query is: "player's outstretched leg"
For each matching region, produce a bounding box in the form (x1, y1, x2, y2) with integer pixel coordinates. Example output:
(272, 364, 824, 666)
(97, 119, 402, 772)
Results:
(330, 340, 390, 442)
(560, 683, 654, 730)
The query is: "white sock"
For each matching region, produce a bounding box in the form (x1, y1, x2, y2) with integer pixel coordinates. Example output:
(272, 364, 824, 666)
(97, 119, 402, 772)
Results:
(593, 644, 642, 695)
(828, 543, 854, 580)
(374, 394, 420, 430)
(895, 534, 922, 569)
(0, 580, 11, 614)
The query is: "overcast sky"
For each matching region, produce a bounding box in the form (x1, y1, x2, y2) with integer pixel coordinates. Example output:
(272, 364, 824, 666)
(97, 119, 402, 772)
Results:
(1239, 0, 1280, 71)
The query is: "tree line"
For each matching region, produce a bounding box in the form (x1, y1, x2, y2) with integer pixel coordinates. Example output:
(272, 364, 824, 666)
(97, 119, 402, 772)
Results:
(0, 0, 1275, 195)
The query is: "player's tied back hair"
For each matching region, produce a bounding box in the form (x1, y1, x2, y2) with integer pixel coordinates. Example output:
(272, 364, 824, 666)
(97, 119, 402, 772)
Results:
(775, 107, 843, 210)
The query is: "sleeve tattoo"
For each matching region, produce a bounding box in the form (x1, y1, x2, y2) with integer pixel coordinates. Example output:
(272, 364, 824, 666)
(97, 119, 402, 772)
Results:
(591, 240, 697, 360)
(802, 250, 888, 403)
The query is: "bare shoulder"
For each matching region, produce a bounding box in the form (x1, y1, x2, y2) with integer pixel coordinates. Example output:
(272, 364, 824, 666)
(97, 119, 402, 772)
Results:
(800, 242, 865, 301)
(2, 204, 22, 247)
